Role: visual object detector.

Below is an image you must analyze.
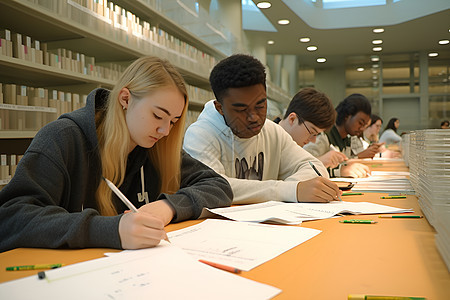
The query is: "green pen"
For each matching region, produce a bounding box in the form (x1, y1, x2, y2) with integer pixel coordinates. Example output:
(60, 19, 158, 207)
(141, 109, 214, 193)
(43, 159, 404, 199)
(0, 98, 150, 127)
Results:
(339, 219, 377, 224)
(381, 196, 406, 199)
(342, 192, 363, 196)
(379, 215, 423, 219)
(348, 294, 426, 300)
(6, 263, 65, 271)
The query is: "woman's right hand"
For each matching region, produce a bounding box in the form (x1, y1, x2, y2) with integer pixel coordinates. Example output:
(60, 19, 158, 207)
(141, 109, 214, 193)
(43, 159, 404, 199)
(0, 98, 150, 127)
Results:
(118, 211, 168, 249)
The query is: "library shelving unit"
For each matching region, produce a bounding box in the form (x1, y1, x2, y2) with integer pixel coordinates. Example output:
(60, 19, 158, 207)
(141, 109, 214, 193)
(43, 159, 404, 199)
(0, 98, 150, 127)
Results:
(0, 0, 291, 185)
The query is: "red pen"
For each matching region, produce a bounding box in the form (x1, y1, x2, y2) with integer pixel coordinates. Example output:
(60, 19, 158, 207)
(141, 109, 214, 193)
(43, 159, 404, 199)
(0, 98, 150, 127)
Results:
(199, 259, 242, 274)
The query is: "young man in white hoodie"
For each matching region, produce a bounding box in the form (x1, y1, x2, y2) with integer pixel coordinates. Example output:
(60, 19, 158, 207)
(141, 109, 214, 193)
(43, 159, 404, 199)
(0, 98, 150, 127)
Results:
(183, 54, 341, 204)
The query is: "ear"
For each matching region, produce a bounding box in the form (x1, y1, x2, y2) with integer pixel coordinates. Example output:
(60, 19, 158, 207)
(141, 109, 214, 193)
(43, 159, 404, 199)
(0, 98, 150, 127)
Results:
(213, 100, 224, 116)
(118, 88, 131, 110)
(287, 112, 298, 126)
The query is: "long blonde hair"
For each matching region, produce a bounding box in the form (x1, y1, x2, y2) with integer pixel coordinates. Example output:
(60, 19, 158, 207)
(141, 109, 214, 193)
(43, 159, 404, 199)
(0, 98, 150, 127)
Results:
(96, 56, 188, 216)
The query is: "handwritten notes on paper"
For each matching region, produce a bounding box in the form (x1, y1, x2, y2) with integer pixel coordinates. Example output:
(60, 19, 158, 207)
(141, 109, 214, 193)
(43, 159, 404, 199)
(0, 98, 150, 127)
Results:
(200, 201, 414, 225)
(0, 243, 281, 300)
(168, 219, 321, 271)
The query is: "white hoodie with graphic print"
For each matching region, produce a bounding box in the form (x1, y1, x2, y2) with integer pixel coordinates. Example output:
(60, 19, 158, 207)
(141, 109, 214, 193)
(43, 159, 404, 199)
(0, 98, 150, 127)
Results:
(183, 100, 328, 204)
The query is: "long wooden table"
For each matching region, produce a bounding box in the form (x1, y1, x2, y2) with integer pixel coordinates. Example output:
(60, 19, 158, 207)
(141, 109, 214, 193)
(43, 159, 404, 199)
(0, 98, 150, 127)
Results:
(1, 163, 449, 299)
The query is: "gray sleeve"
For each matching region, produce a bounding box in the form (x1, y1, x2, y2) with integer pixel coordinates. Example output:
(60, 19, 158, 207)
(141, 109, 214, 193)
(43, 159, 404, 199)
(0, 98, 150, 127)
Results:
(159, 152, 233, 222)
(0, 144, 122, 252)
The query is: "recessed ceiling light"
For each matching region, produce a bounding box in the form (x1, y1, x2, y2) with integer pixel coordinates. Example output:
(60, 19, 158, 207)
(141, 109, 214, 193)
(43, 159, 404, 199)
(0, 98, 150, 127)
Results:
(278, 19, 290, 25)
(373, 47, 383, 52)
(373, 28, 384, 33)
(299, 37, 310, 43)
(372, 40, 383, 45)
(267, 40, 275, 45)
(317, 58, 326, 63)
(357, 67, 364, 72)
(372, 64, 379, 68)
(438, 39, 449, 45)
(372, 76, 378, 80)
(257, 2, 271, 9)
(371, 56, 380, 62)
(428, 52, 439, 57)
(307, 46, 318, 51)
(372, 69, 378, 74)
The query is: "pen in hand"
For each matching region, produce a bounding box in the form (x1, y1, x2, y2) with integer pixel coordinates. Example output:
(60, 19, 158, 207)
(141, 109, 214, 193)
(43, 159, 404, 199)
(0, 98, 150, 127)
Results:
(103, 177, 170, 243)
(308, 161, 343, 201)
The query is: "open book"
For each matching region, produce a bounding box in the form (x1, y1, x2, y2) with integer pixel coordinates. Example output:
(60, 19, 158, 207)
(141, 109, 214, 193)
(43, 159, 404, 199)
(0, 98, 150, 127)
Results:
(200, 201, 414, 225)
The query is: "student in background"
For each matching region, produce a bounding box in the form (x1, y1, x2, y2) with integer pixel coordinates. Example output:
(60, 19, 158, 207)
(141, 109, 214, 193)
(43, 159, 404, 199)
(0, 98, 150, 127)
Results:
(363, 114, 383, 146)
(276, 87, 347, 168)
(183, 54, 341, 204)
(352, 114, 385, 158)
(379, 117, 402, 145)
(303, 94, 374, 178)
(0, 56, 232, 252)
(440, 120, 449, 129)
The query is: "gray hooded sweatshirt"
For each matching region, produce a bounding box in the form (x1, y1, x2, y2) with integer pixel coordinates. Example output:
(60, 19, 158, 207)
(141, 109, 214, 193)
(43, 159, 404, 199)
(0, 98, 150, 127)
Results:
(0, 88, 232, 252)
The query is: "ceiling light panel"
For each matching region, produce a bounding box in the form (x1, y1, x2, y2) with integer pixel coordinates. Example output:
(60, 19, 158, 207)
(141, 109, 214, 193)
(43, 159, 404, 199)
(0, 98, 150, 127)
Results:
(257, 2, 271, 9)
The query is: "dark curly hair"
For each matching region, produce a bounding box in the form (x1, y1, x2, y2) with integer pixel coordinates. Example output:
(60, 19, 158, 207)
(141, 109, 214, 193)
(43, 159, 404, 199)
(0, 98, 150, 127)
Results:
(335, 93, 371, 126)
(209, 54, 266, 103)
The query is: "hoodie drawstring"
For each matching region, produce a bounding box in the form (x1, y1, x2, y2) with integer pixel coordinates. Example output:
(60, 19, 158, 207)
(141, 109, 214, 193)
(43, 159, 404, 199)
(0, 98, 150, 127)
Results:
(137, 166, 149, 204)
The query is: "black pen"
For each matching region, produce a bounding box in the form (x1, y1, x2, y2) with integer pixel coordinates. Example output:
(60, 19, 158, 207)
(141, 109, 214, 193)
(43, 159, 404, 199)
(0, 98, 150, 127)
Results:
(308, 161, 342, 201)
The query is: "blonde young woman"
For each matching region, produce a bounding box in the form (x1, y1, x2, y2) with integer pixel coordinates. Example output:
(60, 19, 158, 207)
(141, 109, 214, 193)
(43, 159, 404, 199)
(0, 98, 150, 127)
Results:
(0, 56, 232, 252)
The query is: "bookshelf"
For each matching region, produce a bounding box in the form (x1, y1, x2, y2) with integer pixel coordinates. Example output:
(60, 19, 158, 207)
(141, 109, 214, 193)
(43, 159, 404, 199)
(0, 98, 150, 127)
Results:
(0, 0, 291, 184)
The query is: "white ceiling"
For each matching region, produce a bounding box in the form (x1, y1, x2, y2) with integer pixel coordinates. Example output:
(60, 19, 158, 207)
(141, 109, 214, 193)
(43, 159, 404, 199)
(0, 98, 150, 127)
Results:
(245, 1, 450, 69)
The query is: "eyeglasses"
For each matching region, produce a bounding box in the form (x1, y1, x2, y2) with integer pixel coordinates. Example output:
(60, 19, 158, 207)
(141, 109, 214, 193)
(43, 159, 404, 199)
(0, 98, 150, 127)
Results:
(296, 114, 319, 138)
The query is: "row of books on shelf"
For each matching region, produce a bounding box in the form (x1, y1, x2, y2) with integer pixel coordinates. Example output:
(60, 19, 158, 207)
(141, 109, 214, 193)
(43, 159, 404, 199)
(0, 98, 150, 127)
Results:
(0, 154, 21, 184)
(0, 81, 212, 131)
(20, 0, 218, 71)
(0, 28, 125, 81)
(0, 83, 87, 131)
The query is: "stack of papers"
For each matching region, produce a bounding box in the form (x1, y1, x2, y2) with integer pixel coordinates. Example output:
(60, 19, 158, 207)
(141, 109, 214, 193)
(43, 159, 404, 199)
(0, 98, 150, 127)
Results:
(200, 201, 414, 225)
(406, 129, 450, 271)
(0, 241, 281, 300)
(331, 171, 414, 193)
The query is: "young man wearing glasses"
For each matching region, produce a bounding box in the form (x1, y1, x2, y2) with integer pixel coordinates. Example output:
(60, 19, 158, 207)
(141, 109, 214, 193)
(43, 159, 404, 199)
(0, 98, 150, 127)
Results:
(183, 54, 341, 204)
(276, 88, 348, 169)
(303, 93, 375, 178)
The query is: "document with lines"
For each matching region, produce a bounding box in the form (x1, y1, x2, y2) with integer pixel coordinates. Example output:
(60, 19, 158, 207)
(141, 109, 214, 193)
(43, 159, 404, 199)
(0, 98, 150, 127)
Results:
(200, 201, 413, 225)
(0, 242, 281, 300)
(168, 219, 321, 271)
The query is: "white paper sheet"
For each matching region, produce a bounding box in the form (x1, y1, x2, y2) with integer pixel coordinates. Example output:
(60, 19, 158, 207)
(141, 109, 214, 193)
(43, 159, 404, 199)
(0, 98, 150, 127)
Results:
(200, 201, 413, 225)
(0, 242, 281, 300)
(167, 219, 321, 271)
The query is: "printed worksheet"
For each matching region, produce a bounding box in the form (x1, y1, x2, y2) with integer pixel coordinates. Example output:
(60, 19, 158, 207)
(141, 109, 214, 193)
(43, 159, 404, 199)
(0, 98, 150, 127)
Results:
(0, 242, 281, 300)
(168, 219, 321, 271)
(200, 201, 414, 225)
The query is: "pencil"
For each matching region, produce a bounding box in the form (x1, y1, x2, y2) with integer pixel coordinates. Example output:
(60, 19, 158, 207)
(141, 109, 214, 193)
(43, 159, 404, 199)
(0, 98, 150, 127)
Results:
(308, 161, 343, 201)
(6, 264, 65, 271)
(103, 177, 170, 243)
(379, 215, 423, 219)
(380, 196, 406, 199)
(199, 259, 241, 274)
